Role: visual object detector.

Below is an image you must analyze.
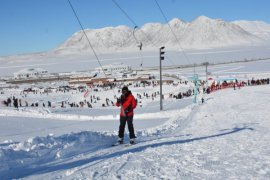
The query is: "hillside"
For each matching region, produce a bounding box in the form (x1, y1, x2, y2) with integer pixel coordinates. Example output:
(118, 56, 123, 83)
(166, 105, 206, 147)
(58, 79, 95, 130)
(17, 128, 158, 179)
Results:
(233, 20, 270, 39)
(1, 84, 270, 179)
(55, 16, 263, 54)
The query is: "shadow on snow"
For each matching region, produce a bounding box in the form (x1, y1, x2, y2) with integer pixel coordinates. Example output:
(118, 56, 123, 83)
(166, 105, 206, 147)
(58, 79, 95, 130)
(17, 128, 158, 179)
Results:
(2, 126, 254, 179)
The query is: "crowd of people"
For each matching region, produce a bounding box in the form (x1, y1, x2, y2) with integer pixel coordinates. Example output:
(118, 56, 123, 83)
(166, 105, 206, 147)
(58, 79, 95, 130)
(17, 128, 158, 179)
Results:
(248, 78, 270, 86)
(3, 97, 20, 108)
(205, 77, 270, 94)
(1, 77, 269, 109)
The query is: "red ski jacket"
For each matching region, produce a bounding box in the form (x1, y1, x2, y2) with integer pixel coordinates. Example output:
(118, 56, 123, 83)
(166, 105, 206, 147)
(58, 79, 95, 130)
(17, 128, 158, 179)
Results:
(116, 92, 137, 117)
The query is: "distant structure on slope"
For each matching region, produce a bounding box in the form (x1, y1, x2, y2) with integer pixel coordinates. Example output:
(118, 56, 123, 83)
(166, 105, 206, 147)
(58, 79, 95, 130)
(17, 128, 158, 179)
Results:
(95, 63, 132, 75)
(14, 68, 49, 79)
(68, 63, 147, 85)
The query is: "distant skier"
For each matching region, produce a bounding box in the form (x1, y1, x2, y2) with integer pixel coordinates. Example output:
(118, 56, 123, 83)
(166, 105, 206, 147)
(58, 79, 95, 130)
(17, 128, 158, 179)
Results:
(48, 101, 51, 108)
(116, 86, 137, 144)
(13, 98, 18, 109)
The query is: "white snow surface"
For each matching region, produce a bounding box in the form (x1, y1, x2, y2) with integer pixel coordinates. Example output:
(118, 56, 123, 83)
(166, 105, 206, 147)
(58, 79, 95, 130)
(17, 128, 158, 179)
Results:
(1, 45, 270, 77)
(0, 15, 270, 178)
(0, 72, 270, 178)
(1, 16, 270, 77)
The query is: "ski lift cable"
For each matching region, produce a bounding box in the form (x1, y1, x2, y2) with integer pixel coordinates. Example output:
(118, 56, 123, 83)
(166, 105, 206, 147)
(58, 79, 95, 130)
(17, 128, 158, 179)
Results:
(67, 0, 102, 72)
(112, 0, 181, 110)
(111, 0, 177, 67)
(111, 0, 137, 27)
(67, 0, 118, 96)
(111, 0, 152, 47)
(133, 26, 144, 67)
(134, 26, 177, 67)
(133, 26, 141, 45)
(154, 0, 200, 106)
(154, 0, 193, 70)
(154, 0, 198, 107)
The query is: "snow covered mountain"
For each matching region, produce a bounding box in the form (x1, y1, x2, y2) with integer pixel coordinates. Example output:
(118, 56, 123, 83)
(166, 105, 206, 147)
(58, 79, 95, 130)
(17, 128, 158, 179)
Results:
(233, 20, 270, 40)
(55, 25, 135, 54)
(55, 16, 263, 54)
(182, 16, 262, 48)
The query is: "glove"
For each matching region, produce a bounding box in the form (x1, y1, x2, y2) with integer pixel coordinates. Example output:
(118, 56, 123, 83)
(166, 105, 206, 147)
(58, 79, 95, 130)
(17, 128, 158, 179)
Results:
(124, 106, 132, 114)
(117, 95, 125, 104)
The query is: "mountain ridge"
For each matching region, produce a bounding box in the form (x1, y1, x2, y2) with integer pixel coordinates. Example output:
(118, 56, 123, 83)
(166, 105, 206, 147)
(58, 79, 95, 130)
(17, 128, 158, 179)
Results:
(232, 20, 270, 39)
(1, 16, 270, 59)
(55, 16, 265, 54)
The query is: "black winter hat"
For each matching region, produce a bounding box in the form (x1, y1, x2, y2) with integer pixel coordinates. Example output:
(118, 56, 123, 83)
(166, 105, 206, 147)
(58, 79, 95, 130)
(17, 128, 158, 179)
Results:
(122, 86, 129, 92)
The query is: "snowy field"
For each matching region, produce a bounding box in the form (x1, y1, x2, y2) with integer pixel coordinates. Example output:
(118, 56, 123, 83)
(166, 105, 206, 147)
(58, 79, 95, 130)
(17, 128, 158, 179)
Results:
(0, 59, 270, 179)
(1, 44, 270, 77)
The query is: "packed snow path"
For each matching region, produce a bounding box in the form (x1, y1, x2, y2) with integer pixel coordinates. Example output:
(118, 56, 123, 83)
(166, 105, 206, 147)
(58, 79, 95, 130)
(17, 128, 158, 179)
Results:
(1, 85, 270, 179)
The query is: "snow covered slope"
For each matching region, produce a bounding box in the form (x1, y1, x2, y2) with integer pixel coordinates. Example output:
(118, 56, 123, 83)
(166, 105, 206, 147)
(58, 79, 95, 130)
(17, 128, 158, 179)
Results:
(55, 25, 135, 54)
(182, 16, 262, 48)
(55, 16, 263, 54)
(1, 83, 270, 179)
(233, 20, 270, 40)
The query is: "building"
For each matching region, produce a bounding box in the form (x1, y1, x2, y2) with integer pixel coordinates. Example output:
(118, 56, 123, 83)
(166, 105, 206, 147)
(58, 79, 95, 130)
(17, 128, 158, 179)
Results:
(95, 63, 132, 75)
(14, 68, 49, 79)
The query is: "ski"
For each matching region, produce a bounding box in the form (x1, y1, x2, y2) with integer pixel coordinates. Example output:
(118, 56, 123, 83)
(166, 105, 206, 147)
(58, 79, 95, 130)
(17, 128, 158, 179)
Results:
(111, 142, 124, 147)
(112, 142, 137, 147)
(125, 143, 136, 147)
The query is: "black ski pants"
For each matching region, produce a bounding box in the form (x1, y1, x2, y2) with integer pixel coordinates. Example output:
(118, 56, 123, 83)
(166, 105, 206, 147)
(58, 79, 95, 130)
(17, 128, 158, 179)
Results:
(118, 115, 136, 139)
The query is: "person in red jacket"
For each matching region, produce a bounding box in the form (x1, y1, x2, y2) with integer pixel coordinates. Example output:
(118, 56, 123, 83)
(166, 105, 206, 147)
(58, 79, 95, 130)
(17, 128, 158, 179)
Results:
(116, 86, 137, 144)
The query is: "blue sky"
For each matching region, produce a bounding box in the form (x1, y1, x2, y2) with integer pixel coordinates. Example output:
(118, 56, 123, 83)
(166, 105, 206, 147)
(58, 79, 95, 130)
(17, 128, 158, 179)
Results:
(0, 0, 269, 56)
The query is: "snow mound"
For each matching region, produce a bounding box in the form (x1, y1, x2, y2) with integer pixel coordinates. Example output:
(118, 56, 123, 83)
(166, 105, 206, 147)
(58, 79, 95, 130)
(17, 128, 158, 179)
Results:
(0, 131, 116, 179)
(0, 101, 196, 179)
(138, 104, 196, 137)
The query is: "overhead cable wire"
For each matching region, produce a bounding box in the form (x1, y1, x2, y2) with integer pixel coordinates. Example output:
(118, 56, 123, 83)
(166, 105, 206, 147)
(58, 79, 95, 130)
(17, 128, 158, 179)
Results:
(112, 0, 183, 110)
(154, 0, 194, 72)
(154, 0, 198, 107)
(111, 0, 157, 47)
(67, 0, 107, 78)
(111, 0, 137, 27)
(67, 0, 118, 96)
(133, 26, 144, 68)
(154, 0, 200, 106)
(111, 0, 177, 67)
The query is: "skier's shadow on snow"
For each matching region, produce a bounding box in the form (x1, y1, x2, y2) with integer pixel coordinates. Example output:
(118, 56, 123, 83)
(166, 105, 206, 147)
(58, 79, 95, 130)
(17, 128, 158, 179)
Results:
(4, 126, 254, 179)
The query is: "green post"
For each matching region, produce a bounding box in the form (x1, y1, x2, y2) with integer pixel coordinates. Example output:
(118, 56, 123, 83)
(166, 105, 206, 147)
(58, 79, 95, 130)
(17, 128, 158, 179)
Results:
(193, 74, 199, 103)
